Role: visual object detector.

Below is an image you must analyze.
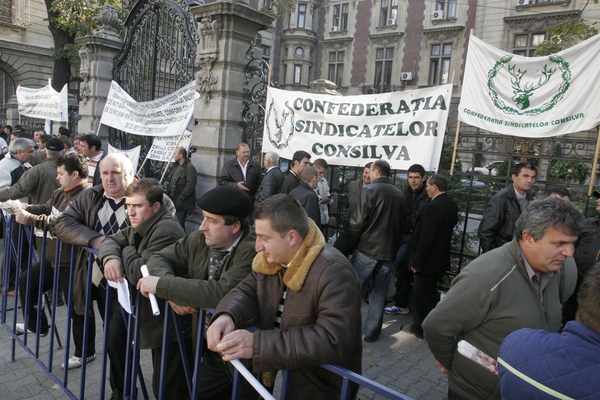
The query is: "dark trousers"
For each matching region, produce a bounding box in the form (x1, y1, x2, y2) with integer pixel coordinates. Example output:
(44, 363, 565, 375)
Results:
(412, 273, 440, 330)
(391, 234, 413, 308)
(176, 211, 188, 232)
(197, 349, 261, 400)
(448, 387, 468, 400)
(5, 222, 31, 291)
(17, 260, 70, 334)
(150, 336, 194, 400)
(562, 273, 584, 327)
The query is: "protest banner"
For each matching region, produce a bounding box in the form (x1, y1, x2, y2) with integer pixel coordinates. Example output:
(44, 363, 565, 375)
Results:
(16, 80, 68, 122)
(108, 144, 141, 171)
(458, 34, 600, 138)
(100, 80, 198, 136)
(262, 85, 452, 171)
(146, 131, 192, 162)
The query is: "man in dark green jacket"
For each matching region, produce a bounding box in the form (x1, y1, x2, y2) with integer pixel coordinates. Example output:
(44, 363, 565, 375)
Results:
(137, 185, 257, 399)
(166, 147, 197, 231)
(99, 178, 187, 399)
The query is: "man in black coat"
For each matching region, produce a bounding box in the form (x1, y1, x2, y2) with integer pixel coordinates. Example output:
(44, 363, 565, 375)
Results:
(218, 142, 261, 208)
(403, 173, 458, 339)
(281, 150, 311, 194)
(255, 151, 284, 204)
(166, 147, 197, 231)
(289, 166, 321, 230)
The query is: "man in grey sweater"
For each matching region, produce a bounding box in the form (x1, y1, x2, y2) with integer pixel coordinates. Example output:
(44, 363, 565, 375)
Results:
(423, 197, 583, 400)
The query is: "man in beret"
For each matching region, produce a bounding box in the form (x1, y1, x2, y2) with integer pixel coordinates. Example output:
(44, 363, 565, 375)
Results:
(137, 185, 259, 399)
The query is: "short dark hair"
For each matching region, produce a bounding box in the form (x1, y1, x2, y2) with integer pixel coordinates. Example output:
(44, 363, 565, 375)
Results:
(515, 197, 583, 241)
(313, 158, 328, 170)
(80, 134, 102, 152)
(576, 265, 600, 334)
(364, 162, 373, 169)
(58, 127, 71, 137)
(56, 153, 88, 179)
(59, 136, 73, 148)
(125, 178, 163, 205)
(428, 173, 447, 192)
(254, 194, 310, 239)
(177, 147, 187, 158)
(513, 162, 537, 176)
(222, 214, 249, 231)
(40, 134, 53, 144)
(371, 160, 390, 178)
(544, 186, 571, 201)
(292, 150, 311, 167)
(408, 164, 425, 177)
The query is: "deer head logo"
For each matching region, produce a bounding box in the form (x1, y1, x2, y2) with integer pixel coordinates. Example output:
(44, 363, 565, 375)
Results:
(508, 64, 556, 110)
(266, 100, 295, 149)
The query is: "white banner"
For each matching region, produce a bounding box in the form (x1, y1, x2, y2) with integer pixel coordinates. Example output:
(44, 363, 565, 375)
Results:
(262, 86, 452, 171)
(108, 144, 141, 171)
(147, 131, 193, 162)
(16, 81, 68, 122)
(100, 81, 198, 137)
(458, 34, 600, 137)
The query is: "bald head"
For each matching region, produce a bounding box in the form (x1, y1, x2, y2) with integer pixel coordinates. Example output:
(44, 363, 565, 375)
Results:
(100, 153, 135, 198)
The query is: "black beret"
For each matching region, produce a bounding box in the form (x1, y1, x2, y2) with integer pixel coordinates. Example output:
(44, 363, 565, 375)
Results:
(46, 137, 65, 151)
(197, 186, 251, 218)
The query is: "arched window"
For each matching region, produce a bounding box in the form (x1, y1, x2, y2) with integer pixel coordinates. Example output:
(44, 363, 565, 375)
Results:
(0, 68, 16, 122)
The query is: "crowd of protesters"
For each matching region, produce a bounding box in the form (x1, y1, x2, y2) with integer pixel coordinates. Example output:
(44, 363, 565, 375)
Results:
(2, 130, 599, 400)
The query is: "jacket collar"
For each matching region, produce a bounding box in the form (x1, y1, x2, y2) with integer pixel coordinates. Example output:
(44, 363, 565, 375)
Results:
(252, 219, 325, 292)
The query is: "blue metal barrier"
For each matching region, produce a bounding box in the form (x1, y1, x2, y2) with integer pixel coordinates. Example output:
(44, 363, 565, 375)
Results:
(1, 211, 415, 400)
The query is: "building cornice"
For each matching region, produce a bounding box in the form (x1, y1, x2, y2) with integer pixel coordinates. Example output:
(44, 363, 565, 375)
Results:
(323, 37, 354, 49)
(423, 26, 465, 41)
(368, 32, 405, 46)
(504, 10, 580, 31)
(0, 39, 53, 56)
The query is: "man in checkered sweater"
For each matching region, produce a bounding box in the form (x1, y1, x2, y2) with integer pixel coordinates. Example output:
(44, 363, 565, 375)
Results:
(56, 153, 134, 399)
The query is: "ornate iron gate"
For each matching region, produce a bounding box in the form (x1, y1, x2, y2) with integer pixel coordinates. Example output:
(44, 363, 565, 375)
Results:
(111, 0, 199, 177)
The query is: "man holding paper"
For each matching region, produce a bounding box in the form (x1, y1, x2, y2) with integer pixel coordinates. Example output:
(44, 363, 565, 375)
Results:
(99, 178, 188, 399)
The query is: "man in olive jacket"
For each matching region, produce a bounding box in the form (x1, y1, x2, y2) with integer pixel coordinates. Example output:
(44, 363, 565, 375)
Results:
(99, 178, 188, 399)
(137, 185, 257, 399)
(207, 194, 362, 400)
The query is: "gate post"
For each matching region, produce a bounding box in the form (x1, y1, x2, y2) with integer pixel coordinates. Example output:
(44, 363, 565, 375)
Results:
(189, 2, 274, 193)
(75, 5, 123, 140)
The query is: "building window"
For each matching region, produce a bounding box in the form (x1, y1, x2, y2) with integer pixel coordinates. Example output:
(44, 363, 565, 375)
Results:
(328, 51, 345, 86)
(379, 0, 399, 26)
(0, 68, 16, 112)
(513, 33, 547, 56)
(294, 64, 302, 84)
(261, 45, 271, 63)
(298, 3, 307, 28)
(429, 43, 452, 85)
(374, 47, 394, 90)
(435, 0, 457, 19)
(262, 0, 273, 9)
(333, 3, 349, 31)
(0, 0, 12, 22)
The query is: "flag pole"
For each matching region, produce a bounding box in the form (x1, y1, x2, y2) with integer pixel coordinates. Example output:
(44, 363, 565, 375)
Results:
(588, 124, 600, 196)
(449, 70, 459, 176)
(158, 128, 188, 184)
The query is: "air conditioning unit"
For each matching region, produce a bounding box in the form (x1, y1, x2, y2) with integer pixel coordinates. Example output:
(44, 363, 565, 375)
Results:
(432, 10, 445, 20)
(517, 0, 531, 5)
(401, 72, 413, 81)
(331, 26, 339, 32)
(387, 18, 397, 26)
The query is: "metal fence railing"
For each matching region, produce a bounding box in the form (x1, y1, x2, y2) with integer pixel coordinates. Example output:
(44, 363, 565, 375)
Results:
(1, 213, 414, 400)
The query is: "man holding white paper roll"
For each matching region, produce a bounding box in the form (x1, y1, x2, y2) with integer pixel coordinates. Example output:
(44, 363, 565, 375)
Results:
(99, 178, 187, 399)
(137, 185, 258, 400)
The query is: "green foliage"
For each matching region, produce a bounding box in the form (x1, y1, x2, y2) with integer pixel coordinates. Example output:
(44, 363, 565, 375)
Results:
(549, 155, 590, 184)
(260, 0, 296, 19)
(534, 18, 598, 56)
(553, 143, 562, 156)
(495, 159, 519, 177)
(441, 141, 462, 172)
(52, 43, 80, 67)
(49, 0, 129, 38)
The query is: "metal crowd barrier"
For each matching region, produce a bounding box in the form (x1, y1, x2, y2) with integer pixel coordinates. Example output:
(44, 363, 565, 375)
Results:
(1, 212, 414, 400)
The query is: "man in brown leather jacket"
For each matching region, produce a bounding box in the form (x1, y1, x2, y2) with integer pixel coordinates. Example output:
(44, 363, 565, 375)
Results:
(207, 194, 362, 400)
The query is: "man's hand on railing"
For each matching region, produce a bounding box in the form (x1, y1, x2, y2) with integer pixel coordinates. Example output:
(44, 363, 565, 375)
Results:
(137, 275, 159, 297)
(13, 208, 30, 225)
(209, 314, 254, 361)
(168, 301, 198, 315)
(104, 259, 124, 283)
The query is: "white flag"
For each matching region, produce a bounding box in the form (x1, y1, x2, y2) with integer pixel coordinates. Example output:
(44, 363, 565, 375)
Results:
(458, 34, 600, 137)
(16, 81, 69, 122)
(108, 144, 141, 171)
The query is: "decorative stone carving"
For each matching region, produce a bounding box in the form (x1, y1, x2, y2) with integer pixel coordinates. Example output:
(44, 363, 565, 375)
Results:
(423, 26, 465, 41)
(368, 32, 404, 46)
(79, 45, 92, 104)
(323, 37, 354, 50)
(195, 17, 222, 104)
(504, 11, 579, 33)
(92, 5, 122, 38)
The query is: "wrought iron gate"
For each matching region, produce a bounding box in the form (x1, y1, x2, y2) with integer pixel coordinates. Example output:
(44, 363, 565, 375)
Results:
(111, 0, 199, 178)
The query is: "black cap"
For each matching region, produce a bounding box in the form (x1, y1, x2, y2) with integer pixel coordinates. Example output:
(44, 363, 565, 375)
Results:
(197, 186, 251, 218)
(45, 137, 65, 151)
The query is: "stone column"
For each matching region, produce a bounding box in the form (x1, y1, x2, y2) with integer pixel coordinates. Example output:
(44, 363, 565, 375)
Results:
(5, 95, 19, 127)
(190, 1, 274, 194)
(75, 5, 123, 140)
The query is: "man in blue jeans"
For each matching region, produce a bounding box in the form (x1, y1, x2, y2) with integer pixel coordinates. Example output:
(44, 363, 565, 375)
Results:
(348, 160, 405, 342)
